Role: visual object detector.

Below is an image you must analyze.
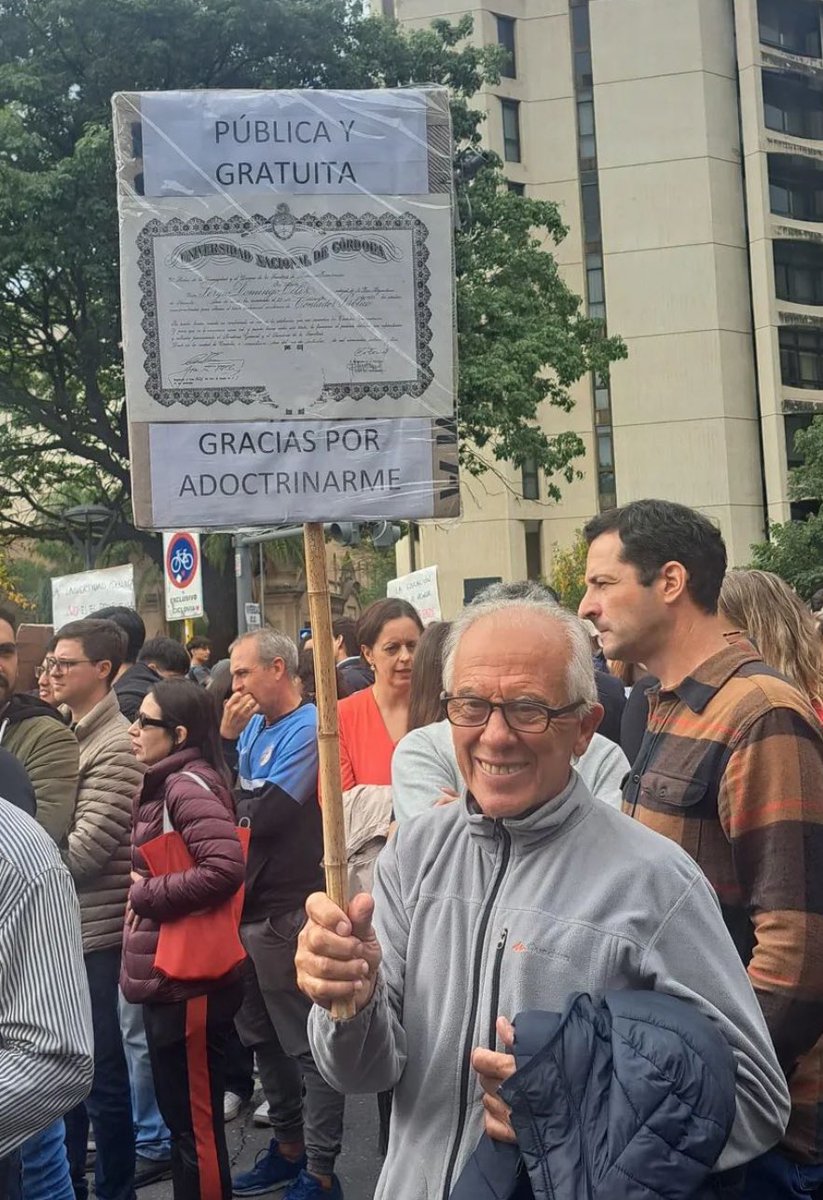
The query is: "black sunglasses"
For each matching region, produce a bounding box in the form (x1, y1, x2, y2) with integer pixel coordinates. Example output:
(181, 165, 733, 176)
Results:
(134, 713, 174, 732)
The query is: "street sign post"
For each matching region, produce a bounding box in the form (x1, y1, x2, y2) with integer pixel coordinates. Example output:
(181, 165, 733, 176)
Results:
(163, 530, 204, 623)
(113, 86, 459, 1017)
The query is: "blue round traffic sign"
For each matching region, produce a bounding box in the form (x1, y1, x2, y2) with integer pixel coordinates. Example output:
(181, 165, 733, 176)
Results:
(166, 532, 199, 589)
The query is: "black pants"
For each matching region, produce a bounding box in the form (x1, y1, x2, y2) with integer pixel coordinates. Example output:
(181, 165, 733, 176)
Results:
(224, 1025, 254, 1103)
(144, 984, 242, 1200)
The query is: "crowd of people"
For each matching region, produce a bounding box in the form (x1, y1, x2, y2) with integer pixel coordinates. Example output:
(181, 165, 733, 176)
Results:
(2, 498, 823, 1199)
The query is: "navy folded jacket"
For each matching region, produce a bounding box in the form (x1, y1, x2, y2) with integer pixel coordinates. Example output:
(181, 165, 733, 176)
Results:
(450, 990, 740, 1200)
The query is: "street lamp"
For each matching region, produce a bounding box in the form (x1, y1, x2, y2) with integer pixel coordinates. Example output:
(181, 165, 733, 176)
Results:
(62, 504, 117, 570)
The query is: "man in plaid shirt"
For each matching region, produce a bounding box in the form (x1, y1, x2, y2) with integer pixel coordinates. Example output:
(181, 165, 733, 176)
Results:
(580, 498, 823, 1200)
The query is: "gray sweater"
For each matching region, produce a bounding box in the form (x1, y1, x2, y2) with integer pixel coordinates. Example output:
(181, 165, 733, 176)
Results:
(308, 774, 789, 1200)
(391, 720, 628, 822)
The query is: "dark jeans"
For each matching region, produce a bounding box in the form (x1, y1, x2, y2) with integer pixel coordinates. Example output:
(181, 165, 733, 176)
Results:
(64, 947, 135, 1200)
(235, 912, 345, 1179)
(0, 1151, 20, 1200)
(144, 983, 243, 1200)
(743, 1149, 823, 1199)
(224, 1024, 254, 1102)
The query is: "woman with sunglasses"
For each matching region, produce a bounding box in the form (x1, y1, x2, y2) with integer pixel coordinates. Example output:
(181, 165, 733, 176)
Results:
(121, 679, 246, 1200)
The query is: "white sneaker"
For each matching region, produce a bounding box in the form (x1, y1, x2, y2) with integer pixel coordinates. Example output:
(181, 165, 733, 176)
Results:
(223, 1091, 243, 1122)
(253, 1100, 274, 1127)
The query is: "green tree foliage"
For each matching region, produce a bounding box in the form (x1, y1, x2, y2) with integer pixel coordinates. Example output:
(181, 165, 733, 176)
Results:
(751, 416, 823, 599)
(0, 0, 626, 632)
(548, 530, 588, 613)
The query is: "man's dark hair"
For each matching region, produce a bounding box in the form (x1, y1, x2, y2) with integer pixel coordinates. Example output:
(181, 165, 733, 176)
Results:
(139, 636, 190, 676)
(583, 500, 727, 615)
(186, 636, 211, 653)
(90, 605, 145, 663)
(0, 605, 18, 636)
(811, 589, 823, 614)
(332, 618, 358, 658)
(355, 598, 423, 652)
(55, 619, 127, 685)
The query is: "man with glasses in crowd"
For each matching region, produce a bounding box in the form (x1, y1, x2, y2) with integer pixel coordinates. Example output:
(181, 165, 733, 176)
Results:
(46, 618, 144, 1200)
(297, 582, 790, 1200)
(0, 603, 79, 842)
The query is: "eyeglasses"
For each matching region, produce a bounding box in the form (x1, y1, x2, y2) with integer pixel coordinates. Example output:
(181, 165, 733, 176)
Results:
(133, 713, 173, 731)
(44, 656, 95, 675)
(441, 693, 584, 734)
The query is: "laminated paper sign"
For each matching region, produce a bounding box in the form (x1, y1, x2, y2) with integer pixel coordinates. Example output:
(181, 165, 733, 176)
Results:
(112, 87, 460, 530)
(52, 564, 136, 628)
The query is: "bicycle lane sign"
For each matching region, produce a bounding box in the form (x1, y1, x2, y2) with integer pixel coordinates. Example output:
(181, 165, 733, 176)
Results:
(163, 530, 204, 621)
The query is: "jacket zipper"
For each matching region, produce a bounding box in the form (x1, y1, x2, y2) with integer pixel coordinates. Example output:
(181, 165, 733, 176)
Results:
(487, 928, 509, 1049)
(441, 825, 511, 1200)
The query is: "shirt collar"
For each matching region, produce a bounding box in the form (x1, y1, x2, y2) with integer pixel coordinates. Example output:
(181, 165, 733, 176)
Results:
(652, 637, 761, 714)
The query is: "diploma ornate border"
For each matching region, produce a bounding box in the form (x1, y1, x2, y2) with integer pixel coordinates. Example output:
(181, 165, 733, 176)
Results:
(136, 208, 433, 409)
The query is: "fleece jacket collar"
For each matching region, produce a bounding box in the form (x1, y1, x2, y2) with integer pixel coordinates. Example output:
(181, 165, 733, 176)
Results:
(461, 768, 594, 850)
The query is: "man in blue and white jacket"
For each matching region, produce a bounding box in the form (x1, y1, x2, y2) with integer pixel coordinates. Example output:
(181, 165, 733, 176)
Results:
(221, 630, 344, 1200)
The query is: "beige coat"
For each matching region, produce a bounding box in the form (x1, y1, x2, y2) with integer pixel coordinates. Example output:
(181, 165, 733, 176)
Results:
(65, 690, 144, 953)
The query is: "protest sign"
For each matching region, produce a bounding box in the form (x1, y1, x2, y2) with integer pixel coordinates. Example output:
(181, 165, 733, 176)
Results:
(387, 566, 442, 624)
(113, 85, 460, 1018)
(112, 86, 459, 529)
(52, 564, 136, 628)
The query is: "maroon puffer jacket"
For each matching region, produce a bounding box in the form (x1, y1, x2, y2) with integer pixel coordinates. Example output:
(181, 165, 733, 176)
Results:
(120, 747, 246, 1004)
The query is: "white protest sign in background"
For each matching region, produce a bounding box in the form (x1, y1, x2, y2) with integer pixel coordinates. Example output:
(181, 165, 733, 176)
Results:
(52, 564, 136, 628)
(163, 530, 204, 621)
(387, 566, 442, 625)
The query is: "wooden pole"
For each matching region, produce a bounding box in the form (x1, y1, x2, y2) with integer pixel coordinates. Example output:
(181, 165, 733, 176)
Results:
(302, 522, 356, 1021)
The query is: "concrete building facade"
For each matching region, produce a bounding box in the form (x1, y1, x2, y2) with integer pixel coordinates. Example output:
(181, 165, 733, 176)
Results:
(387, 0, 823, 617)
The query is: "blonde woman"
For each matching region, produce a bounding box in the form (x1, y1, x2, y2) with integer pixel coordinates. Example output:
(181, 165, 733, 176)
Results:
(720, 569, 823, 720)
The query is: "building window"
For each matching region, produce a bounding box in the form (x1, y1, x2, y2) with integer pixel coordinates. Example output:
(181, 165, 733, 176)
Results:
(581, 174, 601, 241)
(501, 99, 521, 163)
(597, 430, 614, 470)
(785, 413, 813, 469)
(577, 98, 596, 161)
(507, 180, 525, 196)
(758, 0, 822, 59)
(768, 152, 823, 221)
(571, 3, 590, 50)
(763, 72, 823, 141)
(521, 456, 540, 500)
(496, 15, 516, 78)
(593, 376, 611, 425)
(587, 251, 605, 318)
(774, 240, 823, 306)
(524, 521, 543, 581)
(598, 471, 617, 512)
(770, 180, 823, 220)
(780, 327, 823, 388)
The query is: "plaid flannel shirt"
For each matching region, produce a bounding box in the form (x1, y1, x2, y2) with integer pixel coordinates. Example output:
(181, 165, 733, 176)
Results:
(623, 640, 823, 1163)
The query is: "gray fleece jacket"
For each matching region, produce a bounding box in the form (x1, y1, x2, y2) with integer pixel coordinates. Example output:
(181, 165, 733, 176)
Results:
(308, 772, 789, 1200)
(391, 720, 628, 822)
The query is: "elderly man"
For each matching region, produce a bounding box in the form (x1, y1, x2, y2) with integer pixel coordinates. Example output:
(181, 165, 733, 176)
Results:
(297, 582, 790, 1200)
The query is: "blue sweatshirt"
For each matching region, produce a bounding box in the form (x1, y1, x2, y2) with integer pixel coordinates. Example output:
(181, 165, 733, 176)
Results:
(235, 702, 323, 922)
